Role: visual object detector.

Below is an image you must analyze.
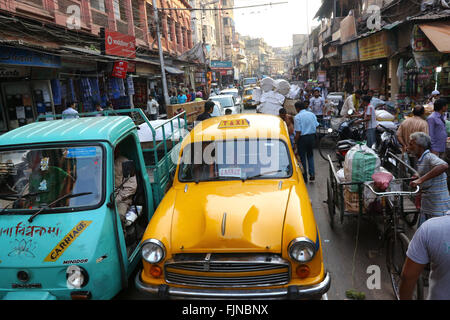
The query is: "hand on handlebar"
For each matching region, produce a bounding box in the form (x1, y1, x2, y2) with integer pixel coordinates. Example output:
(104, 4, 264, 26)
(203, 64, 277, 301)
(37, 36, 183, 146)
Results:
(410, 178, 422, 188)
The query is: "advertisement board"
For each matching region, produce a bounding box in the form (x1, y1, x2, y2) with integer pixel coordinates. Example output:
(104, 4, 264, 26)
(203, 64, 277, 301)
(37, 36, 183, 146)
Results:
(101, 29, 136, 58)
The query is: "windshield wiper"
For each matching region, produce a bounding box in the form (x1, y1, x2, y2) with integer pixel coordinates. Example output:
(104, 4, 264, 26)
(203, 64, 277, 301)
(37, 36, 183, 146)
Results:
(28, 192, 92, 223)
(242, 169, 285, 182)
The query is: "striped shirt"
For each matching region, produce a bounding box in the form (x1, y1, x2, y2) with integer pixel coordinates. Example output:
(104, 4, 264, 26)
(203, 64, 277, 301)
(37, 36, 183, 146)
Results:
(417, 150, 450, 217)
(396, 116, 429, 148)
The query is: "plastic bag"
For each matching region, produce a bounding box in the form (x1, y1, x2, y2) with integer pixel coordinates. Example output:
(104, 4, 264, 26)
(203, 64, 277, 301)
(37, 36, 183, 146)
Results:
(372, 171, 394, 191)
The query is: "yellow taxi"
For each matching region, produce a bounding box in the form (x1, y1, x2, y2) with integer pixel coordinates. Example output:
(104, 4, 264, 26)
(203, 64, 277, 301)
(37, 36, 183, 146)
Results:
(243, 87, 259, 109)
(135, 114, 330, 299)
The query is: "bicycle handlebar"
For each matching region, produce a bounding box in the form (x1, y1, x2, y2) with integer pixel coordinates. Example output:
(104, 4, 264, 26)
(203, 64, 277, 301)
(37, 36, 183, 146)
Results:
(364, 181, 420, 197)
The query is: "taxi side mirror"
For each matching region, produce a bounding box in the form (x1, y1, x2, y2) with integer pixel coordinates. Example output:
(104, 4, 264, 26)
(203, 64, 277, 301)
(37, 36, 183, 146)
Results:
(122, 160, 135, 179)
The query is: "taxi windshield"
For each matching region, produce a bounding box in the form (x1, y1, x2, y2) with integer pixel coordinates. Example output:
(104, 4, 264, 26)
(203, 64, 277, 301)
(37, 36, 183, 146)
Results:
(245, 89, 253, 96)
(0, 146, 103, 211)
(178, 139, 292, 183)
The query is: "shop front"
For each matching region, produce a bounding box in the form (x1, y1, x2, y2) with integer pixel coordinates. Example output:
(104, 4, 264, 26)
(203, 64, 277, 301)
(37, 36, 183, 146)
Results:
(341, 41, 360, 96)
(358, 30, 397, 98)
(211, 60, 233, 88)
(415, 21, 450, 100)
(0, 45, 60, 132)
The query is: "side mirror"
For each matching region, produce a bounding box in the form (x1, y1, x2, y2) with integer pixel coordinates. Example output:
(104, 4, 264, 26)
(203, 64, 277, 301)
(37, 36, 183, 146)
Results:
(122, 160, 135, 179)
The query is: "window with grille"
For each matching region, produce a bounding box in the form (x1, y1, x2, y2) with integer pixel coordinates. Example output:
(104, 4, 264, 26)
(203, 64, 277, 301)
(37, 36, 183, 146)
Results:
(90, 0, 106, 12)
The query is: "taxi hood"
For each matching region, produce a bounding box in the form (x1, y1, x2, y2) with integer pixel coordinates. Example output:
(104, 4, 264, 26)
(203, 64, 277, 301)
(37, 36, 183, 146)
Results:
(170, 181, 292, 253)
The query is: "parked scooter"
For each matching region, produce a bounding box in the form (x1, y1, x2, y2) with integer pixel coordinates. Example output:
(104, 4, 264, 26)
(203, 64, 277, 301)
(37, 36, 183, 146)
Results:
(319, 109, 366, 166)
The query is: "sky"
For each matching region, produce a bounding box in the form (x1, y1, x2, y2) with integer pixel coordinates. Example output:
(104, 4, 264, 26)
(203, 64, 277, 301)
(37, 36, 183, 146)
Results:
(233, 0, 322, 48)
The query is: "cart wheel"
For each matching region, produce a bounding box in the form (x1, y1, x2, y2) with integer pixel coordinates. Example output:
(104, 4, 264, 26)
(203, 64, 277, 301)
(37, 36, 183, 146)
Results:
(327, 179, 335, 229)
(386, 231, 424, 300)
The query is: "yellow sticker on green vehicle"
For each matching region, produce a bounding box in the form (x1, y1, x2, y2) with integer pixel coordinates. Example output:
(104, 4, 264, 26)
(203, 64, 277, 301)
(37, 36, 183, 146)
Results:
(43, 221, 92, 262)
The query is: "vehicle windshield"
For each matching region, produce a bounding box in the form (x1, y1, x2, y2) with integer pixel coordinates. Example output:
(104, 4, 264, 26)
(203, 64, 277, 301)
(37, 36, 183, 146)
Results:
(0, 146, 103, 211)
(221, 91, 239, 98)
(244, 78, 258, 86)
(178, 139, 292, 183)
(211, 96, 234, 108)
(245, 89, 253, 96)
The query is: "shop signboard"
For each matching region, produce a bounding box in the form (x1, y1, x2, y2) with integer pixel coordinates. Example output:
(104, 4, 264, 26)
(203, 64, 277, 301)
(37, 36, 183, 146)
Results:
(211, 60, 232, 69)
(318, 71, 327, 82)
(0, 46, 61, 68)
(342, 41, 359, 63)
(0, 66, 30, 78)
(101, 29, 136, 58)
(358, 31, 395, 61)
(112, 60, 128, 78)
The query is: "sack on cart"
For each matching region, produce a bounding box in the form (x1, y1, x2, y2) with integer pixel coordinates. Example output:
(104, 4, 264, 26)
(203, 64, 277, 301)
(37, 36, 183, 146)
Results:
(344, 144, 381, 193)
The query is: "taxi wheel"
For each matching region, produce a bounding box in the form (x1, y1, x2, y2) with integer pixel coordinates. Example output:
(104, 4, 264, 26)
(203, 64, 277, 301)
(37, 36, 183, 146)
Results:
(327, 179, 335, 229)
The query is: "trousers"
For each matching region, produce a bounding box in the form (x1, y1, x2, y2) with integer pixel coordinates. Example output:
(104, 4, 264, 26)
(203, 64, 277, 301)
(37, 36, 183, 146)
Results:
(297, 134, 316, 179)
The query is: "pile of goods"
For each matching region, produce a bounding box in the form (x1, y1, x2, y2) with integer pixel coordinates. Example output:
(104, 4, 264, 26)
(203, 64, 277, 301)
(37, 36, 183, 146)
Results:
(256, 77, 304, 116)
(336, 144, 396, 213)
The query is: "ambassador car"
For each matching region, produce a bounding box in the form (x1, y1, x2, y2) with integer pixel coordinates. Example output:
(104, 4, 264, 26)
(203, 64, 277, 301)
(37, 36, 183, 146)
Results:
(135, 114, 330, 299)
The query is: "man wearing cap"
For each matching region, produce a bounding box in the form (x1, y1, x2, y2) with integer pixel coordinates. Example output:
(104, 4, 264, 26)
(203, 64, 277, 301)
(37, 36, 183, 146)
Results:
(428, 90, 440, 104)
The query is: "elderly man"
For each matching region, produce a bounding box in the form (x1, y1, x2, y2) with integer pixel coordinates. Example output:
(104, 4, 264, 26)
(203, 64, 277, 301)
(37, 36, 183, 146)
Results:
(427, 98, 448, 159)
(408, 132, 450, 225)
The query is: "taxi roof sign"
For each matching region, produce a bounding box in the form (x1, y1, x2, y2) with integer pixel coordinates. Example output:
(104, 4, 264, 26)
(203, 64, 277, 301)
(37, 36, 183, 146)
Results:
(218, 119, 250, 129)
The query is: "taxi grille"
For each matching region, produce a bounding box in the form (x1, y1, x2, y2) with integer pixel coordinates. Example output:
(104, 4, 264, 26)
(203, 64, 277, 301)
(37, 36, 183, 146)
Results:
(164, 253, 290, 288)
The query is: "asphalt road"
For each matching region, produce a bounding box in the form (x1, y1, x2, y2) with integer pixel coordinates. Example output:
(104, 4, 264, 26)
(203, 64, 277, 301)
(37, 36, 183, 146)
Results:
(116, 107, 404, 300)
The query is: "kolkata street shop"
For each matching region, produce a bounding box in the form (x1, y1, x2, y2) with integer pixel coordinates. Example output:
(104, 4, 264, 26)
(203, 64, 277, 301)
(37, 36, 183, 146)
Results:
(0, 45, 60, 133)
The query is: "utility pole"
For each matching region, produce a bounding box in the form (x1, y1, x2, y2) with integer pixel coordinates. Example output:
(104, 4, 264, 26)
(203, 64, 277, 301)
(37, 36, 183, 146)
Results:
(152, 0, 170, 108)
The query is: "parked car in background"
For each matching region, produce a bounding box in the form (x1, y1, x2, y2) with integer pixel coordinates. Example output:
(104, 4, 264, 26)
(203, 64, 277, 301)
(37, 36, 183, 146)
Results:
(220, 88, 242, 106)
(209, 95, 242, 114)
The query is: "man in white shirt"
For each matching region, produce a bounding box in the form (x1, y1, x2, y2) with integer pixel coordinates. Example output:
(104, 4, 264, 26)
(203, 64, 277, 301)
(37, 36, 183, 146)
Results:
(147, 94, 159, 120)
(309, 89, 325, 126)
(361, 95, 377, 148)
(62, 102, 79, 119)
(340, 90, 363, 117)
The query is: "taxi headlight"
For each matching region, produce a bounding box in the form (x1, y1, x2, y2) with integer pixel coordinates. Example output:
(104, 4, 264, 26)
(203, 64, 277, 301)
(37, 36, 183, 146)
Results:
(142, 239, 166, 264)
(288, 237, 316, 263)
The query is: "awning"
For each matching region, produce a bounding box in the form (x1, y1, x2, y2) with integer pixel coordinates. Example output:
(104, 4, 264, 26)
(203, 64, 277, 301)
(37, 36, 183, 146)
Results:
(164, 66, 184, 75)
(419, 22, 450, 53)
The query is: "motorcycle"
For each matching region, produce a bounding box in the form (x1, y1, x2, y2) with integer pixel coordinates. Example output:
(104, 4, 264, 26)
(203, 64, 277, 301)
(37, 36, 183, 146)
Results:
(375, 123, 402, 173)
(319, 109, 366, 166)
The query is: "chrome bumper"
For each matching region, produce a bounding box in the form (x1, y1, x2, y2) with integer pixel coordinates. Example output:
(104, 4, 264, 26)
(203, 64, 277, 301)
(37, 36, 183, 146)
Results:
(135, 271, 330, 300)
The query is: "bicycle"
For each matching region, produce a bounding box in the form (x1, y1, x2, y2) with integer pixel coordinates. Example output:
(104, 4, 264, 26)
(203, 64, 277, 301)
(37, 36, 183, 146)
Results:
(364, 180, 423, 300)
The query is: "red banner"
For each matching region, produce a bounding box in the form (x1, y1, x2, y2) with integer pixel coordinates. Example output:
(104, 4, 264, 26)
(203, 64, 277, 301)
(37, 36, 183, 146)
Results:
(104, 30, 136, 58)
(112, 61, 128, 78)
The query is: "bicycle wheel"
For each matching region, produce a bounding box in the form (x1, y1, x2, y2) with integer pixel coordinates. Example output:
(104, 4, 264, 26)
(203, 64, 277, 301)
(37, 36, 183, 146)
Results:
(319, 134, 338, 162)
(402, 211, 419, 228)
(386, 231, 424, 300)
